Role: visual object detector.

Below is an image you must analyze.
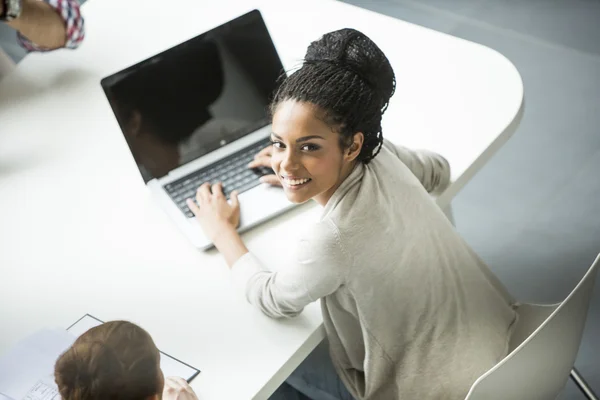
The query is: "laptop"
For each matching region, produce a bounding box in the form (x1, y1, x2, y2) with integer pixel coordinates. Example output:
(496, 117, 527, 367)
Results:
(100, 10, 296, 250)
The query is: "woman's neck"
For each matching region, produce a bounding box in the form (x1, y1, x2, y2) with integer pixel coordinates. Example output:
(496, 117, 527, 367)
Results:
(313, 161, 358, 207)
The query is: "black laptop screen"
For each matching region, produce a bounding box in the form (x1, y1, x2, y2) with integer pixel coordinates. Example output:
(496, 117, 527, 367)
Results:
(101, 10, 285, 183)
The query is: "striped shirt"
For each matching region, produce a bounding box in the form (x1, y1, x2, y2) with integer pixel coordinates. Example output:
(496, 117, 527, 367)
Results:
(18, 0, 85, 51)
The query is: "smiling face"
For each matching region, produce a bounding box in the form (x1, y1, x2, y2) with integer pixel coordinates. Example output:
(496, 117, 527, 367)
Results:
(270, 100, 363, 206)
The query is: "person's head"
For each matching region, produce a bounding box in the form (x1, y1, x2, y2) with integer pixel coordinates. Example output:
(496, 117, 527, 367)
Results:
(269, 28, 395, 205)
(54, 321, 164, 400)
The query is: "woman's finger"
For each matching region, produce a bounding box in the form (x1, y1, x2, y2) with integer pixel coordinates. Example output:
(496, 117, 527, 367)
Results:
(186, 199, 200, 215)
(230, 190, 240, 210)
(212, 182, 224, 199)
(196, 182, 211, 203)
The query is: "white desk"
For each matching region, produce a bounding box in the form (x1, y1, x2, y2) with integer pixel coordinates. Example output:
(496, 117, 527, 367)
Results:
(0, 0, 523, 398)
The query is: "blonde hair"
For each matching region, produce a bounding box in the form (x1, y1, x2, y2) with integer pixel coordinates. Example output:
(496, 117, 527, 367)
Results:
(54, 321, 162, 400)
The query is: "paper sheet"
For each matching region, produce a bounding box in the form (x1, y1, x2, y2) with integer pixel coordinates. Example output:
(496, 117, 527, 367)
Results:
(0, 329, 75, 400)
(22, 380, 60, 400)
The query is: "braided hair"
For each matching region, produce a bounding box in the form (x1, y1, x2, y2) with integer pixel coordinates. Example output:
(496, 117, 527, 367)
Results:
(270, 28, 396, 164)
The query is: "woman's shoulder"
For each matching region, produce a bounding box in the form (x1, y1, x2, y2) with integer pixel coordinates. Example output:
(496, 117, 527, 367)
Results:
(300, 219, 341, 247)
(298, 219, 350, 260)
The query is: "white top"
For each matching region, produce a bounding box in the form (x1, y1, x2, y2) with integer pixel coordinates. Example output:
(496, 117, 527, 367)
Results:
(0, 0, 524, 398)
(233, 141, 517, 399)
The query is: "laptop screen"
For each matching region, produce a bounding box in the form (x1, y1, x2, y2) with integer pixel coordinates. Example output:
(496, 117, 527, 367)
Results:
(101, 10, 285, 183)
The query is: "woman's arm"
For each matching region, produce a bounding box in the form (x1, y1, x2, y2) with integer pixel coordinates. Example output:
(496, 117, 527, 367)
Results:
(188, 183, 347, 319)
(212, 224, 250, 268)
(231, 220, 348, 318)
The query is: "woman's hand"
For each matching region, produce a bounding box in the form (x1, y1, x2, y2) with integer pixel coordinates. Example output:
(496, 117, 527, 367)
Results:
(187, 182, 240, 242)
(162, 377, 199, 400)
(248, 146, 281, 187)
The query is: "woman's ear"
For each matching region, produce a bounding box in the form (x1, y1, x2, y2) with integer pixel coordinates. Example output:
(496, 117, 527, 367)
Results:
(345, 132, 364, 162)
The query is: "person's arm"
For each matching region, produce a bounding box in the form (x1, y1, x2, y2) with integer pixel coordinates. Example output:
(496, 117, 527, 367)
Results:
(187, 183, 346, 318)
(6, 0, 84, 51)
(382, 139, 451, 194)
(230, 220, 348, 319)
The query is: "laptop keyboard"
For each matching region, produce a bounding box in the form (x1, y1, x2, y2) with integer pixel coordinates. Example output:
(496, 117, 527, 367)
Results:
(164, 138, 273, 218)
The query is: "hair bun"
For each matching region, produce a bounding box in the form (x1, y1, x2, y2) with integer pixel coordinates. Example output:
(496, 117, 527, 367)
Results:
(304, 28, 395, 108)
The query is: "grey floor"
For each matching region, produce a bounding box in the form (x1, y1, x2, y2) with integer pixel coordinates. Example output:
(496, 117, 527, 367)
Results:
(339, 0, 600, 398)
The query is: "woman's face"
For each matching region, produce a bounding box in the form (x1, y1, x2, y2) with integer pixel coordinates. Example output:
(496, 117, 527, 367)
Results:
(270, 100, 362, 206)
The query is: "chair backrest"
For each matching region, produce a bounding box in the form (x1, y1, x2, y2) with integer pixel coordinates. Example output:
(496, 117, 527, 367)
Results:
(465, 253, 600, 400)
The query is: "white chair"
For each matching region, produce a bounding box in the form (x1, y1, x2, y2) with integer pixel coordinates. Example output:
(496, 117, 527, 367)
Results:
(465, 254, 600, 400)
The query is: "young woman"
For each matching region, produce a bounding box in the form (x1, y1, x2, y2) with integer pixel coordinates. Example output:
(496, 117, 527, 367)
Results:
(54, 321, 199, 400)
(188, 28, 518, 400)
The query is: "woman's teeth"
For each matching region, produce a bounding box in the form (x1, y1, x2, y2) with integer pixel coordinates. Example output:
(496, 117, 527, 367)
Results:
(283, 177, 311, 186)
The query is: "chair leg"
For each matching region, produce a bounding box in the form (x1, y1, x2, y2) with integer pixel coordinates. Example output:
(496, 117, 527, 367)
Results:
(571, 368, 599, 400)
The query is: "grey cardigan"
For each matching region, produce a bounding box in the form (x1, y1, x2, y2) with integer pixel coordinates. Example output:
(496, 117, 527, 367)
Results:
(232, 140, 517, 399)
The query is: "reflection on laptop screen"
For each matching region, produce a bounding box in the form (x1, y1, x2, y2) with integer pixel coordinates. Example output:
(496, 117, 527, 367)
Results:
(101, 10, 284, 183)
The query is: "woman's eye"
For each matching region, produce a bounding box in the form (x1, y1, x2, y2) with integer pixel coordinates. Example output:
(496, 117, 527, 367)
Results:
(271, 140, 284, 149)
(301, 144, 320, 151)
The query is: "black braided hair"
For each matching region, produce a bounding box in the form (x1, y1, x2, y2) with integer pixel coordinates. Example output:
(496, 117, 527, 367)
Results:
(270, 28, 396, 164)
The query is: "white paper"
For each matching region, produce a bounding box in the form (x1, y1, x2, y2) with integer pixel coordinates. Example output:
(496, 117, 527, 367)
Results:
(22, 379, 60, 400)
(67, 315, 199, 380)
(0, 329, 75, 400)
